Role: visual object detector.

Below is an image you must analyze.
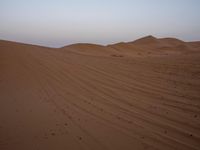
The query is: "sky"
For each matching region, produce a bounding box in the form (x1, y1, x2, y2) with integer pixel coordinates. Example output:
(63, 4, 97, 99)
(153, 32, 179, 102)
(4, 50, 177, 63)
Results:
(0, 0, 200, 47)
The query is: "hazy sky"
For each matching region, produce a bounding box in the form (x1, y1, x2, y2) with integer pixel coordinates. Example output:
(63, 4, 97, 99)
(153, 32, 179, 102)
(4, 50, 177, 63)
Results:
(0, 0, 200, 47)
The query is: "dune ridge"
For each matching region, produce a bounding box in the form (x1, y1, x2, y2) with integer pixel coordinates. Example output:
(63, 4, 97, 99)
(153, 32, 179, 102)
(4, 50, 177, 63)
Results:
(0, 36, 200, 150)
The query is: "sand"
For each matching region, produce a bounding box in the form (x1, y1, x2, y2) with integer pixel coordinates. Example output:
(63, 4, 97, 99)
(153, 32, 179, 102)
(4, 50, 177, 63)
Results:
(0, 36, 200, 150)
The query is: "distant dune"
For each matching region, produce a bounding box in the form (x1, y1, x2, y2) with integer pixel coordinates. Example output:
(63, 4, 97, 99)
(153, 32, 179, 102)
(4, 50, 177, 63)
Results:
(0, 36, 200, 150)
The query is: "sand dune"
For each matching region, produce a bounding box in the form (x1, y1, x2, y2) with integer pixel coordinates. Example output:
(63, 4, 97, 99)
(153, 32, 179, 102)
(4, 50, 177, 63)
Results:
(0, 36, 200, 150)
(61, 43, 120, 57)
(109, 36, 199, 57)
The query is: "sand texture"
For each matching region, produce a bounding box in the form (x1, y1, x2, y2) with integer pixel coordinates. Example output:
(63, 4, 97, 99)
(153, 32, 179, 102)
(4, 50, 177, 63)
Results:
(0, 36, 200, 150)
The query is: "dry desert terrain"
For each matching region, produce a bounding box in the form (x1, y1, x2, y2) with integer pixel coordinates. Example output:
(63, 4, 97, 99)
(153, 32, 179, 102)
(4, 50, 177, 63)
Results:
(0, 36, 200, 150)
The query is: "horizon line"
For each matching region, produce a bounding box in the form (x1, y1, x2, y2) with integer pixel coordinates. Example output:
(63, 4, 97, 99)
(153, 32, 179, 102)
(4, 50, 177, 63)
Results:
(1, 35, 200, 49)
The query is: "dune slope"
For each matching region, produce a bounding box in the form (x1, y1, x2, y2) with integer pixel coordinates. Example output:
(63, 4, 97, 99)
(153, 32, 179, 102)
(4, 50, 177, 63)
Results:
(0, 37, 200, 150)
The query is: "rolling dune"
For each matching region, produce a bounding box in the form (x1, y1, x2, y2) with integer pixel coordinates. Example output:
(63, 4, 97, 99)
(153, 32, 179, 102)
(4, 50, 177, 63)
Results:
(0, 36, 200, 150)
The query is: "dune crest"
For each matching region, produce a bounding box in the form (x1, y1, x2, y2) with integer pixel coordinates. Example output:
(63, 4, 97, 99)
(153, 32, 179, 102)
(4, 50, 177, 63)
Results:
(131, 35, 159, 45)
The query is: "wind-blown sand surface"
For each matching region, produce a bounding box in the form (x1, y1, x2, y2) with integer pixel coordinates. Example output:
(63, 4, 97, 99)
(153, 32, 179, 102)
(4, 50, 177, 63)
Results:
(0, 36, 200, 150)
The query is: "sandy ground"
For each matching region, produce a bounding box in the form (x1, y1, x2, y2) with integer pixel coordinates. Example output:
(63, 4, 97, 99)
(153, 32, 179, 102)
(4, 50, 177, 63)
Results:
(0, 36, 200, 150)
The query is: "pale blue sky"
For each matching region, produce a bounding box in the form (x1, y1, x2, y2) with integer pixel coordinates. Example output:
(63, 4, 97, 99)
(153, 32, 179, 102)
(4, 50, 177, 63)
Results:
(0, 0, 200, 47)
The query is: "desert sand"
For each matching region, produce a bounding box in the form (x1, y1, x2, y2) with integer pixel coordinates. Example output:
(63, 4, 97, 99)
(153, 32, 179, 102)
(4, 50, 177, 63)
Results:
(0, 36, 200, 150)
